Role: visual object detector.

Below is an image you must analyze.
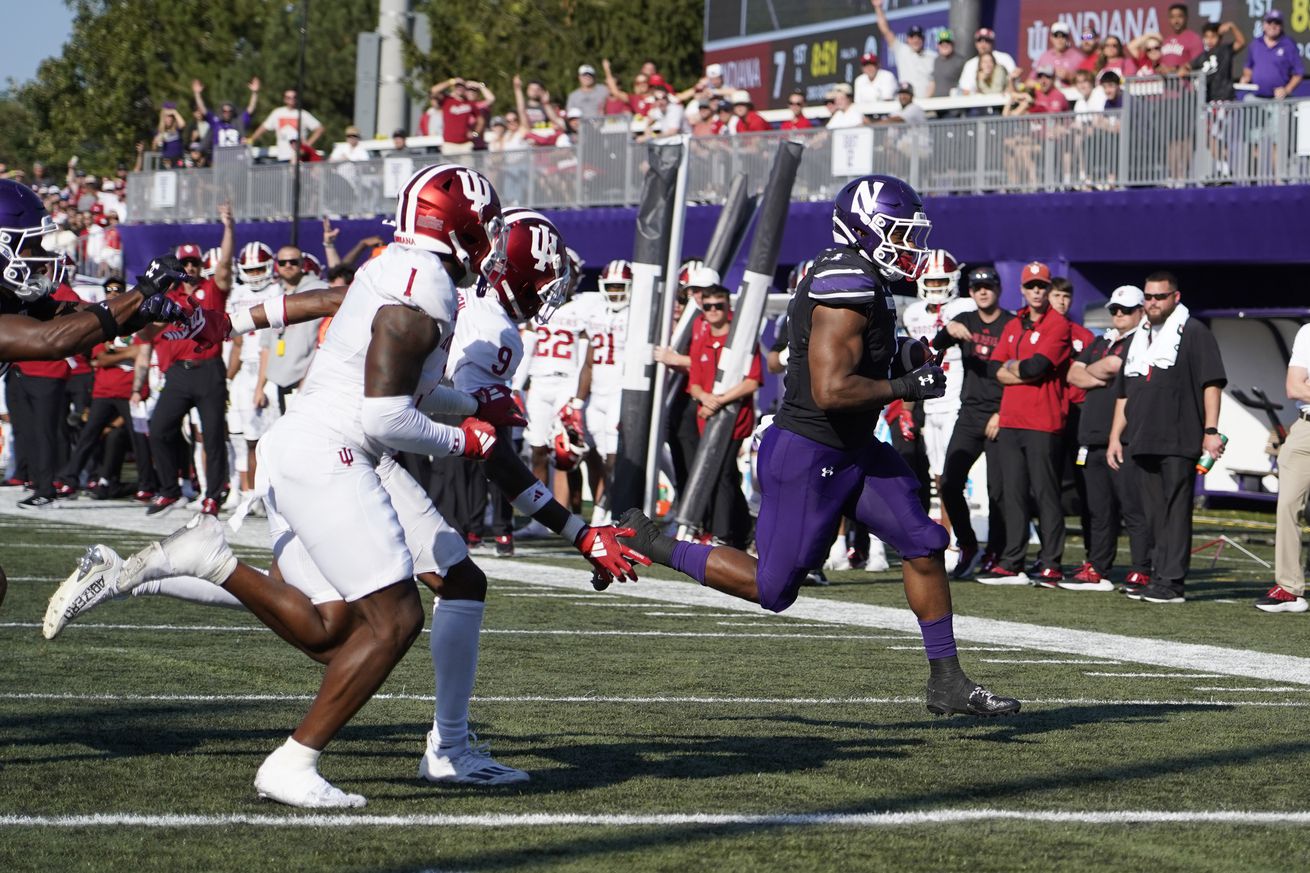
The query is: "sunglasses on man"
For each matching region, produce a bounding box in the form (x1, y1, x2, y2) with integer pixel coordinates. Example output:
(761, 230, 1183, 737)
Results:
(1107, 304, 1142, 316)
(1022, 281, 1050, 290)
(277, 258, 301, 266)
(701, 301, 728, 312)
(1143, 291, 1174, 301)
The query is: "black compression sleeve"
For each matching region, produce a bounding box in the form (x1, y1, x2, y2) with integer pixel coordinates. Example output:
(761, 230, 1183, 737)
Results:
(1017, 354, 1053, 380)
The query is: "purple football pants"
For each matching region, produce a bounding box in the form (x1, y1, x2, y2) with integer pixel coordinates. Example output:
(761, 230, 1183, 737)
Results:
(754, 426, 948, 612)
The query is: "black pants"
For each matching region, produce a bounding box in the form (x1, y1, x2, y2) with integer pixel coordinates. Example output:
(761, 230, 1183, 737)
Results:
(705, 436, 750, 547)
(432, 456, 487, 538)
(671, 392, 701, 497)
(8, 372, 67, 499)
(63, 372, 94, 457)
(1065, 404, 1090, 547)
(5, 373, 28, 482)
(1082, 446, 1153, 575)
(940, 407, 1005, 553)
(58, 397, 156, 490)
(150, 359, 228, 501)
(998, 427, 1065, 571)
(1132, 453, 1195, 592)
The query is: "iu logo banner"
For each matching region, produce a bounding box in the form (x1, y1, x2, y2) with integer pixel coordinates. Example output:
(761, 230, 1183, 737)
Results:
(338, 448, 354, 466)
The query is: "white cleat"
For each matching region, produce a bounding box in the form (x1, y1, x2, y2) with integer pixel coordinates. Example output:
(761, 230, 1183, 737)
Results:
(254, 750, 366, 809)
(823, 537, 850, 571)
(43, 545, 123, 639)
(515, 520, 553, 540)
(118, 514, 238, 594)
(418, 732, 530, 785)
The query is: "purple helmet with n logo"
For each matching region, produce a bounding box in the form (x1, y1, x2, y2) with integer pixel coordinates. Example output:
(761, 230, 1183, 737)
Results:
(0, 179, 67, 301)
(831, 174, 932, 282)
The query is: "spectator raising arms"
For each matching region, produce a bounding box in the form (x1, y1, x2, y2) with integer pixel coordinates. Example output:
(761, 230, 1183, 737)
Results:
(192, 77, 259, 150)
(1191, 21, 1245, 102)
(871, 0, 934, 97)
(430, 77, 495, 155)
(153, 103, 188, 168)
(249, 89, 323, 161)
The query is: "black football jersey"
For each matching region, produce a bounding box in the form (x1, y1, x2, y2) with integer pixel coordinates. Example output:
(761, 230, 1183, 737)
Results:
(773, 247, 898, 450)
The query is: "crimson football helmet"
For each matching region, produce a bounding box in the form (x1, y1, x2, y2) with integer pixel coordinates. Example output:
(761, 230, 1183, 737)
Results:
(200, 246, 222, 279)
(391, 163, 504, 281)
(786, 258, 815, 293)
(916, 249, 961, 304)
(301, 251, 325, 279)
(236, 241, 275, 290)
(678, 258, 705, 289)
(599, 259, 633, 312)
(481, 207, 570, 324)
(552, 417, 588, 471)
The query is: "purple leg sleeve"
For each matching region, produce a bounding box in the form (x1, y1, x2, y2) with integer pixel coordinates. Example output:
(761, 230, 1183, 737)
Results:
(671, 541, 712, 584)
(918, 613, 958, 661)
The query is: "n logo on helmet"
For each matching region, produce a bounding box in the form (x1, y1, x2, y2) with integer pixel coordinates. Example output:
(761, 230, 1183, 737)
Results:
(528, 224, 558, 273)
(455, 169, 493, 216)
(851, 179, 885, 226)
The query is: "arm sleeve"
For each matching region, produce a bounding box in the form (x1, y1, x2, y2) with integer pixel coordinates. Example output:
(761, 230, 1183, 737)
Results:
(414, 384, 479, 416)
(1017, 353, 1053, 380)
(360, 395, 464, 457)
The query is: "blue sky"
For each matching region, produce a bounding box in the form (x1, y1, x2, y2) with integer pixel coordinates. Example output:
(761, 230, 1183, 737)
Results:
(2, 1, 74, 89)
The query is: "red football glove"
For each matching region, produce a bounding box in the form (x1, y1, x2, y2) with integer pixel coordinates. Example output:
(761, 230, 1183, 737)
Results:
(574, 524, 651, 587)
(161, 307, 231, 351)
(472, 384, 528, 428)
(558, 398, 585, 433)
(884, 399, 915, 442)
(458, 417, 497, 459)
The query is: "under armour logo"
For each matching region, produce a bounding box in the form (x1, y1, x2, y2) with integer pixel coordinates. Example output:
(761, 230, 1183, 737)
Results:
(919, 374, 934, 386)
(338, 448, 354, 466)
(821, 466, 834, 478)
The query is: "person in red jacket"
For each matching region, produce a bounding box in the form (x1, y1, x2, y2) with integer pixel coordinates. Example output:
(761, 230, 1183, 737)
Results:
(686, 279, 762, 546)
(976, 261, 1073, 586)
(728, 91, 770, 133)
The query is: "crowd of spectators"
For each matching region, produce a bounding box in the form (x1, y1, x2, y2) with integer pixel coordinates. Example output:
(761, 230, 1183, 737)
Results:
(0, 157, 130, 277)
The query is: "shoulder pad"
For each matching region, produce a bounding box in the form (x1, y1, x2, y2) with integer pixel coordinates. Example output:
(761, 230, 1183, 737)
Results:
(804, 247, 883, 303)
(371, 247, 457, 324)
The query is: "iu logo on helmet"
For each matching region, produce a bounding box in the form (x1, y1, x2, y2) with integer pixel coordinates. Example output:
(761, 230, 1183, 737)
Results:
(338, 448, 354, 466)
(528, 224, 558, 272)
(455, 169, 493, 215)
(851, 179, 886, 226)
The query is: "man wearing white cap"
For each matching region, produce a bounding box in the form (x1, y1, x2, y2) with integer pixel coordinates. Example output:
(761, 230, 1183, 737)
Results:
(566, 64, 610, 119)
(1060, 286, 1151, 591)
(1033, 21, 1084, 84)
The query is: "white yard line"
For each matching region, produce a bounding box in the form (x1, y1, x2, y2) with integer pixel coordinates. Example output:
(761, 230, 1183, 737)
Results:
(1191, 686, 1306, 693)
(2, 810, 1309, 828)
(1084, 672, 1228, 679)
(980, 659, 1120, 665)
(4, 691, 1310, 708)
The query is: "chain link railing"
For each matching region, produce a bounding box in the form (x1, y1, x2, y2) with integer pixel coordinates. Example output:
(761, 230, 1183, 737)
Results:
(125, 75, 1310, 224)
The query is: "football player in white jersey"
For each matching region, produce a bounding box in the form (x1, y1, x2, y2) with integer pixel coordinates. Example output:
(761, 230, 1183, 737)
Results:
(44, 188, 648, 808)
(581, 259, 631, 522)
(224, 241, 279, 504)
(900, 249, 974, 537)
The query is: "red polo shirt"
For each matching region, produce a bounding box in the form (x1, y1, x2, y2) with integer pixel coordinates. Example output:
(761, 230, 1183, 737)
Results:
(1064, 321, 1096, 406)
(688, 320, 762, 440)
(994, 306, 1073, 433)
(15, 284, 85, 380)
(90, 337, 145, 400)
(153, 278, 226, 373)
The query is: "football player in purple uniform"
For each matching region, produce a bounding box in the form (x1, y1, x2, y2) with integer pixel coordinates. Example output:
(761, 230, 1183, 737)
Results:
(621, 174, 1020, 717)
(0, 179, 190, 374)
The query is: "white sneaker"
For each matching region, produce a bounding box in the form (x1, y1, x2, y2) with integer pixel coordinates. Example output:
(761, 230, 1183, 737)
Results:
(418, 732, 529, 785)
(254, 749, 366, 809)
(515, 519, 553, 540)
(865, 544, 890, 573)
(43, 545, 123, 639)
(823, 537, 850, 571)
(118, 514, 238, 594)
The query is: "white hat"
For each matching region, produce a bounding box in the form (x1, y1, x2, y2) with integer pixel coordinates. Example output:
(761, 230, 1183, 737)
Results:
(1106, 285, 1144, 309)
(705, 63, 723, 79)
(687, 266, 723, 289)
(730, 89, 752, 105)
(1051, 21, 1072, 35)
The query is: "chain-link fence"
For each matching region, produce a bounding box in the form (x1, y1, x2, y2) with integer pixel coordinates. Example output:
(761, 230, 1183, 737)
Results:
(125, 74, 1310, 224)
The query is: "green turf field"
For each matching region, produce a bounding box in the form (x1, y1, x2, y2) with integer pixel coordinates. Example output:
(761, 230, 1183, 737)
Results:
(2, 508, 1309, 872)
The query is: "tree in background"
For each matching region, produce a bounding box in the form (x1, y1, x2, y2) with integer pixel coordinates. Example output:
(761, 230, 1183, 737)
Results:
(407, 0, 704, 116)
(12, 0, 374, 174)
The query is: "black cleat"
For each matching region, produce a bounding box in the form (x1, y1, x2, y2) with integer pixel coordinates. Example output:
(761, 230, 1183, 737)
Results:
(926, 678, 1022, 717)
(616, 508, 675, 566)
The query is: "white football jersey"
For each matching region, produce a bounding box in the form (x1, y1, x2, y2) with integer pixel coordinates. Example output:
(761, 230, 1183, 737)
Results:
(447, 287, 523, 392)
(585, 302, 629, 396)
(526, 295, 591, 381)
(902, 296, 976, 414)
(291, 244, 459, 455)
(226, 281, 275, 367)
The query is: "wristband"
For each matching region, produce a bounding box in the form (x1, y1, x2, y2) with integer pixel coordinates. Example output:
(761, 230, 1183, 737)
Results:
(265, 295, 288, 330)
(562, 516, 587, 544)
(1203, 427, 1219, 435)
(511, 482, 554, 516)
(229, 306, 257, 335)
(89, 302, 120, 341)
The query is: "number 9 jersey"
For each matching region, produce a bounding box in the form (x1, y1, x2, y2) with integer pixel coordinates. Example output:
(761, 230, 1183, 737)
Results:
(448, 285, 524, 393)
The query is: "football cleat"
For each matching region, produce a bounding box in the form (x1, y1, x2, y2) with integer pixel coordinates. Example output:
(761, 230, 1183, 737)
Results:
(418, 732, 529, 785)
(1120, 571, 1151, 593)
(1254, 585, 1309, 613)
(145, 495, 180, 516)
(926, 677, 1022, 717)
(42, 545, 124, 639)
(1127, 583, 1185, 604)
(1031, 567, 1064, 589)
(1059, 563, 1114, 592)
(118, 514, 238, 594)
(254, 748, 366, 809)
(803, 569, 830, 586)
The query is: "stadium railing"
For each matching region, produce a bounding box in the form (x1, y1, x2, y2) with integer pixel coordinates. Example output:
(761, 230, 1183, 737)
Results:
(125, 79, 1310, 223)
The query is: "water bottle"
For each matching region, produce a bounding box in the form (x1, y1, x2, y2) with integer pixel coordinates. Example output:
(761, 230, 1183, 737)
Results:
(1196, 433, 1229, 475)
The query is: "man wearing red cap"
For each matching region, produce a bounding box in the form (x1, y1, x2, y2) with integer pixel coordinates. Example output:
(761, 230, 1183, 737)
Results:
(976, 262, 1073, 586)
(144, 204, 236, 516)
(854, 51, 897, 104)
